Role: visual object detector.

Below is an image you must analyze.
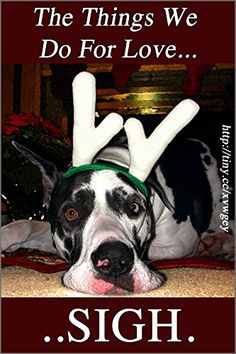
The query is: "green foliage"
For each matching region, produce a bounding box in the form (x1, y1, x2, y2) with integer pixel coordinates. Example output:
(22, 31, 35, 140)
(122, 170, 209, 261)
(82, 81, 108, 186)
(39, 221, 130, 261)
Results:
(2, 114, 72, 221)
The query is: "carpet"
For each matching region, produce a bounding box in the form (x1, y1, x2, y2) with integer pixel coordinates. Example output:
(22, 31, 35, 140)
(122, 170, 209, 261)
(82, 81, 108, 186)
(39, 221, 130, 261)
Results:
(1, 248, 235, 297)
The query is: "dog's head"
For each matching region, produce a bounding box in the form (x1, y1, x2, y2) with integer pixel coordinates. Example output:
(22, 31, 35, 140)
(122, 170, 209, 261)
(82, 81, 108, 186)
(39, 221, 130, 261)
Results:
(50, 168, 165, 295)
(12, 72, 199, 294)
(13, 141, 165, 294)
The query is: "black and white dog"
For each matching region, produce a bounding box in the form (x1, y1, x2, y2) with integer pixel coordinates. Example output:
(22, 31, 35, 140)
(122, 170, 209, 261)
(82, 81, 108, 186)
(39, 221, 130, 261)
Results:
(2, 72, 234, 295)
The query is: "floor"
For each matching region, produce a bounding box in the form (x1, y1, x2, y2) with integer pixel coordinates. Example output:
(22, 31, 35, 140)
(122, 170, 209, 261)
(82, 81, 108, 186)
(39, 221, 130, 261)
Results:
(2, 265, 234, 297)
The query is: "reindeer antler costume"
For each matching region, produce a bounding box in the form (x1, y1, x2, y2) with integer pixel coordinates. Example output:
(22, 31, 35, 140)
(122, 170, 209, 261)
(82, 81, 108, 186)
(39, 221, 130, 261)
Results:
(64, 71, 200, 197)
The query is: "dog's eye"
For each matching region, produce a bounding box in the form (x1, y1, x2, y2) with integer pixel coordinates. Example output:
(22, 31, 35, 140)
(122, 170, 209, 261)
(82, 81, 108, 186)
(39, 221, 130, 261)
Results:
(65, 208, 79, 221)
(129, 202, 140, 214)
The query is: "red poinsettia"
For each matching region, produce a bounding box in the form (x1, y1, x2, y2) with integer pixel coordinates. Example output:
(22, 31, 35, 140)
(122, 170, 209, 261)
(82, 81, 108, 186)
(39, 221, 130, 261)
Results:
(2, 112, 72, 147)
(4, 113, 41, 127)
(41, 119, 63, 139)
(2, 125, 20, 135)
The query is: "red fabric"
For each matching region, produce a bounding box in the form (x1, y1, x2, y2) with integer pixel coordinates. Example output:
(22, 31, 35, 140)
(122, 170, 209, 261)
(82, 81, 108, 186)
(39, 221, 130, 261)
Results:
(111, 63, 215, 95)
(152, 256, 234, 270)
(2, 249, 234, 273)
(182, 63, 215, 96)
(111, 64, 141, 87)
(2, 256, 69, 273)
(2, 249, 69, 273)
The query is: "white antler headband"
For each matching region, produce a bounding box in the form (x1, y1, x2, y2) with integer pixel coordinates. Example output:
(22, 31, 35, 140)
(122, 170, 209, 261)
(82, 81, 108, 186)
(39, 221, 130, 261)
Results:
(72, 71, 123, 166)
(65, 71, 199, 197)
(125, 99, 199, 182)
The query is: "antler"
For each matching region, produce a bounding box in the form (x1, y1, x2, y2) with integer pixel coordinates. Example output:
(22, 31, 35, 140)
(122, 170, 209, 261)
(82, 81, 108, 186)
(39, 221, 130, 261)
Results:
(72, 72, 123, 166)
(124, 99, 200, 182)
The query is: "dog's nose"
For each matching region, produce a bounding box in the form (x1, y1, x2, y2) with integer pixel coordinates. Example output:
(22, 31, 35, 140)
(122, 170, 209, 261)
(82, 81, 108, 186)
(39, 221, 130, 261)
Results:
(91, 241, 134, 278)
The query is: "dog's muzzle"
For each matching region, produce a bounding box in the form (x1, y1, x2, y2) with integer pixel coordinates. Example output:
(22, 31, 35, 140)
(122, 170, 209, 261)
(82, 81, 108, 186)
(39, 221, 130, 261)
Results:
(62, 238, 165, 295)
(61, 215, 165, 295)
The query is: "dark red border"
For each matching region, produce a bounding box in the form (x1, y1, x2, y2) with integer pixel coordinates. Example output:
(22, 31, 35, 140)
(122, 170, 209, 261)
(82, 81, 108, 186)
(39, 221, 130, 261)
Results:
(2, 1, 235, 63)
(2, 298, 235, 353)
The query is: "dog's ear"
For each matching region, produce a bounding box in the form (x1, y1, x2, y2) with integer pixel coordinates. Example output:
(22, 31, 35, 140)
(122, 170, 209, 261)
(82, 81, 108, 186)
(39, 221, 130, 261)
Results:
(12, 141, 59, 208)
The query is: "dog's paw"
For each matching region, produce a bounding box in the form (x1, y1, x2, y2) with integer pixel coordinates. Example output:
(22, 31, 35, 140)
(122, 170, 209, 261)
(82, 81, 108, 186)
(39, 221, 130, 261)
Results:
(196, 231, 235, 261)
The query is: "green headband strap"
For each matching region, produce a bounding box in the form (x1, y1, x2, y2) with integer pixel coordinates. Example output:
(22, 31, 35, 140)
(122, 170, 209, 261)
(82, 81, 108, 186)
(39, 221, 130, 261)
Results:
(63, 163, 150, 198)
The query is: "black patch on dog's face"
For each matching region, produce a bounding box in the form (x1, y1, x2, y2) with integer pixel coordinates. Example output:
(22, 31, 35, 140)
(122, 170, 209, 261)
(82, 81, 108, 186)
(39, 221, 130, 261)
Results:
(106, 187, 145, 220)
(48, 172, 95, 264)
(62, 189, 96, 222)
(131, 225, 142, 255)
(105, 188, 127, 217)
(105, 176, 152, 259)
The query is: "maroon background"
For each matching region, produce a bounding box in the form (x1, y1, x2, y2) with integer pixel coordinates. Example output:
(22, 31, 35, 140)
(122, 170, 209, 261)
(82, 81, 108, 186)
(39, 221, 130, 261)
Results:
(2, 1, 235, 64)
(1, 2, 235, 354)
(2, 298, 235, 353)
